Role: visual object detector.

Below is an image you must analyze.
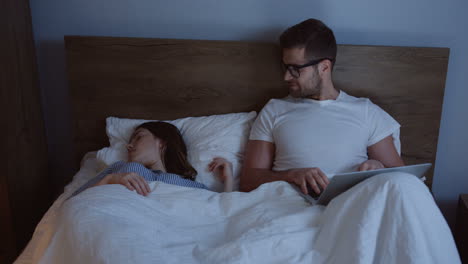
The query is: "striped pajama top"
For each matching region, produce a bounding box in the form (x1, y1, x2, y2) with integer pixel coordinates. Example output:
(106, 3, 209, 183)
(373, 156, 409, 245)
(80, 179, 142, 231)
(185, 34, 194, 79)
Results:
(71, 161, 207, 197)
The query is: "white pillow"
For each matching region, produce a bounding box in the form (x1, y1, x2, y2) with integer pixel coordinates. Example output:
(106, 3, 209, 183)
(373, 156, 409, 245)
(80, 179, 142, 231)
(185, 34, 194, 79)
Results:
(96, 111, 257, 192)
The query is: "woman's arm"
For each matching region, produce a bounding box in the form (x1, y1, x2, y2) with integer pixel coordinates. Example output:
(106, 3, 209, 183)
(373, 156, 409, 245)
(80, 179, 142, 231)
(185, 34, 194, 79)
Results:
(96, 172, 151, 196)
(208, 157, 234, 192)
(93, 173, 114, 186)
(70, 165, 116, 197)
(70, 161, 151, 197)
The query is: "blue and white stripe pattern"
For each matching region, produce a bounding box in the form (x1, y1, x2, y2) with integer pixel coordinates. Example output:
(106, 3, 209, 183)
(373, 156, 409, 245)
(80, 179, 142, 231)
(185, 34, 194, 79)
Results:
(71, 161, 207, 197)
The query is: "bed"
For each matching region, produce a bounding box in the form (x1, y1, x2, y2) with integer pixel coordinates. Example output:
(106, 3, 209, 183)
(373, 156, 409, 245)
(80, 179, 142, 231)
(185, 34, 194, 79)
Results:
(15, 36, 460, 263)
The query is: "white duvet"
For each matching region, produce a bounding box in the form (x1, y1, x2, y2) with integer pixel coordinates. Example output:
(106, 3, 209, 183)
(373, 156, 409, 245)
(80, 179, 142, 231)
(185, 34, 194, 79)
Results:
(16, 158, 461, 264)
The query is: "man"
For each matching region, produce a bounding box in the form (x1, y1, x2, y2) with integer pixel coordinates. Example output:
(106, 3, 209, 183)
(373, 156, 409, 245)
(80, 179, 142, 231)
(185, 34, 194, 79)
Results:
(240, 18, 404, 195)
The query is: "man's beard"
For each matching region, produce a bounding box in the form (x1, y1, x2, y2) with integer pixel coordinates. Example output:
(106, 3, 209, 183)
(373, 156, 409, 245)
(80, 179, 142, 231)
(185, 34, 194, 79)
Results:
(289, 78, 322, 99)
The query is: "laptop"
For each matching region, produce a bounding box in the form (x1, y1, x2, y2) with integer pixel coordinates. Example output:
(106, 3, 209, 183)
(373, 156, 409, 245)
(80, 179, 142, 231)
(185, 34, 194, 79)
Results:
(293, 163, 432, 206)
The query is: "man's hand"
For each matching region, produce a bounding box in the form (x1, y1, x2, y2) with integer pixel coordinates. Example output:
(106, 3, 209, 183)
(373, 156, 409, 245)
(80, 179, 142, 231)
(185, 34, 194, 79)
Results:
(99, 172, 151, 196)
(285, 167, 329, 195)
(358, 159, 384, 171)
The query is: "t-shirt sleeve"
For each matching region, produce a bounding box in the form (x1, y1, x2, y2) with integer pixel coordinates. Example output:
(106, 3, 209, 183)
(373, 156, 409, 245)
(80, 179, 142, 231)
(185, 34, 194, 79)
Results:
(366, 100, 401, 154)
(249, 100, 276, 142)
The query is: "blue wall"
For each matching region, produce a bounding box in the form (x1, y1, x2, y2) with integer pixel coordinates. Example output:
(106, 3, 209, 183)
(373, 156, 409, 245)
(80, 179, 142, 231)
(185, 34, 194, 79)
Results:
(30, 0, 468, 227)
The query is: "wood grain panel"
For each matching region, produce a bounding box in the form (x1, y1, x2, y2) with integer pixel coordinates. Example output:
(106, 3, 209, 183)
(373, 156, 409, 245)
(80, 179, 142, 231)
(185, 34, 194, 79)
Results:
(65, 36, 449, 189)
(65, 36, 287, 167)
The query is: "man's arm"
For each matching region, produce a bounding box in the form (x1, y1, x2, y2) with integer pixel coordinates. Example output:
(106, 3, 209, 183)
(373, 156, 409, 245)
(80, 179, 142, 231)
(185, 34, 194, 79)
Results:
(240, 140, 283, 192)
(359, 135, 405, 171)
(240, 140, 329, 194)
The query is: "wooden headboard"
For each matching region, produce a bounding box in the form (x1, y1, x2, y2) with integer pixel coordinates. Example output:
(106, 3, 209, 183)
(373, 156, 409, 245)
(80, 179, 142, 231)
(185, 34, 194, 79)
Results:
(64, 36, 449, 188)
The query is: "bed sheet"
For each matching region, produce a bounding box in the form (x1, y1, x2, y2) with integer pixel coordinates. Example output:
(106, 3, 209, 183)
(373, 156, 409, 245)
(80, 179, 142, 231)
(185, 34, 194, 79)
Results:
(15, 156, 461, 264)
(14, 153, 105, 263)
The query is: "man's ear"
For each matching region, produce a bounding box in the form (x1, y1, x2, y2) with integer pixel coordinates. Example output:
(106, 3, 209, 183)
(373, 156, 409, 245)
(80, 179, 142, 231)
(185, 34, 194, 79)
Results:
(318, 60, 332, 75)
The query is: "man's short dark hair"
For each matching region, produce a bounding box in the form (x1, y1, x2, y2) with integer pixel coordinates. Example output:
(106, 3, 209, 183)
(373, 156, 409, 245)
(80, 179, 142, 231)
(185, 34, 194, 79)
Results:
(279, 18, 337, 65)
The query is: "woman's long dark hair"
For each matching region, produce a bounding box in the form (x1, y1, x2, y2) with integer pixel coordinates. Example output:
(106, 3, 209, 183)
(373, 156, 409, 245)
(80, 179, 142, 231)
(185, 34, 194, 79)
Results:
(135, 121, 197, 181)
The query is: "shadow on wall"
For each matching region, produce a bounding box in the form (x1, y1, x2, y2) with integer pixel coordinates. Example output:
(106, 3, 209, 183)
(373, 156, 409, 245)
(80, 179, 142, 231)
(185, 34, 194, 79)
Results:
(241, 27, 284, 42)
(37, 39, 77, 198)
(334, 27, 454, 47)
(437, 199, 459, 233)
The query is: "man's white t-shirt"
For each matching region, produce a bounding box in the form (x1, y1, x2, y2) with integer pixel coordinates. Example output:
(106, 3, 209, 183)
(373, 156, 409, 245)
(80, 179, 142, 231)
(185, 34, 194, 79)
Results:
(249, 91, 400, 174)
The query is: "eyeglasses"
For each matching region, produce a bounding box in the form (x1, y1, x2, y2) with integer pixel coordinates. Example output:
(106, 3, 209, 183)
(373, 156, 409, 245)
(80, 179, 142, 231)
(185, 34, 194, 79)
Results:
(282, 58, 334, 78)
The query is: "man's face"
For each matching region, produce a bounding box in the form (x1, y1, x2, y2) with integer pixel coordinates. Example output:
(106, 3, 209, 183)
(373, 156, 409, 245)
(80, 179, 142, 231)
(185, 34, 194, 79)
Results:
(282, 47, 322, 98)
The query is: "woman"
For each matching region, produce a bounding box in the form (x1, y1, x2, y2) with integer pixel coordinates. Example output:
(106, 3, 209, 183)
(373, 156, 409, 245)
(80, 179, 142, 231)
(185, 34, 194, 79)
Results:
(71, 121, 233, 197)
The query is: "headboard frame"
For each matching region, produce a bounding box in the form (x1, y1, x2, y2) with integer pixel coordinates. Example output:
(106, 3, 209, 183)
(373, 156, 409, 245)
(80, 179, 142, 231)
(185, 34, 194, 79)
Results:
(65, 36, 449, 188)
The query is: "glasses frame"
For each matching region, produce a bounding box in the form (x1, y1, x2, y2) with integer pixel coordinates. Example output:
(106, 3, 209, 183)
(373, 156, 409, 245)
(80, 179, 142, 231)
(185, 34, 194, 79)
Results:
(282, 58, 334, 78)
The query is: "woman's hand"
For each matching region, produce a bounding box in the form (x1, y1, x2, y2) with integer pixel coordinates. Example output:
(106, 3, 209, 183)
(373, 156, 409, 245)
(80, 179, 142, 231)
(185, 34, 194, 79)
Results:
(98, 172, 151, 196)
(358, 159, 385, 171)
(208, 157, 234, 192)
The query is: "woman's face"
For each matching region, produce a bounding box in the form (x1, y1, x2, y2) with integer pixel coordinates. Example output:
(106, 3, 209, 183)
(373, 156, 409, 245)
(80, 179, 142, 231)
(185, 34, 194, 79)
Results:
(127, 128, 165, 166)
